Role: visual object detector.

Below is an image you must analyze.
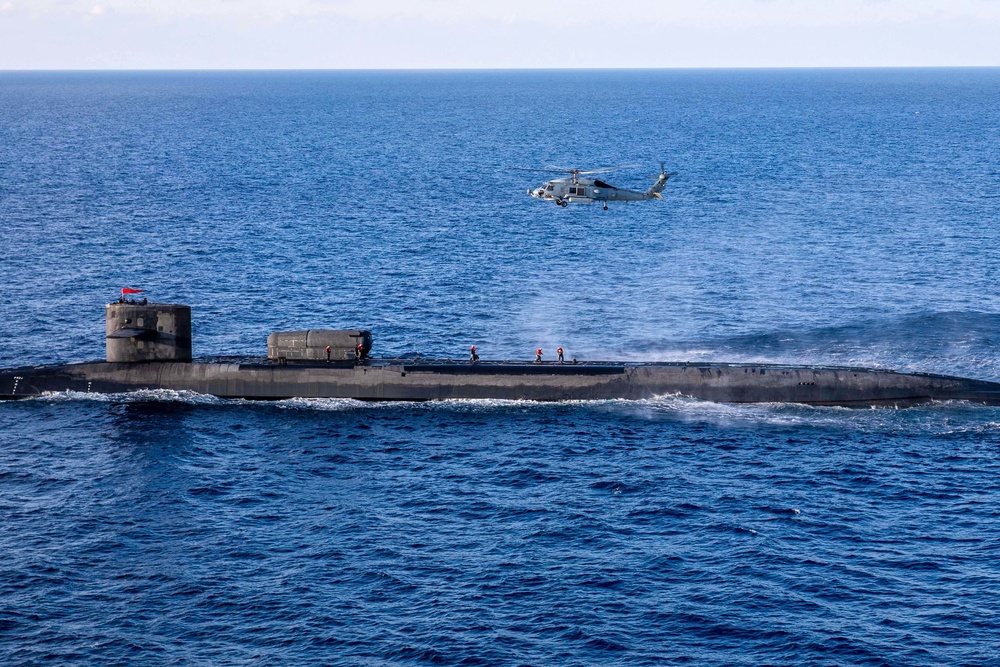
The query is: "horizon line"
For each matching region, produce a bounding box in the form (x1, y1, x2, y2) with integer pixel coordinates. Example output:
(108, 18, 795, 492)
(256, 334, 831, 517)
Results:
(3, 65, 1000, 73)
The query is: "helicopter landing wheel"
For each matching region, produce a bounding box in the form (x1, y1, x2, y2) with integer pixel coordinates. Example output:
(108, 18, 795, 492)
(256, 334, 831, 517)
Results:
(603, 203, 609, 211)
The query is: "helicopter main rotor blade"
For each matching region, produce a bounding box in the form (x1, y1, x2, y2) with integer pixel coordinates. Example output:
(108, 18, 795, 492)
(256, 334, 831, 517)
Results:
(542, 163, 574, 171)
(574, 164, 641, 175)
(517, 163, 643, 175)
(513, 167, 576, 174)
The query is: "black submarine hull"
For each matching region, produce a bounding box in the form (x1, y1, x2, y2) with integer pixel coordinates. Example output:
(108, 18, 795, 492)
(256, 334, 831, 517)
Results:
(4, 359, 1000, 406)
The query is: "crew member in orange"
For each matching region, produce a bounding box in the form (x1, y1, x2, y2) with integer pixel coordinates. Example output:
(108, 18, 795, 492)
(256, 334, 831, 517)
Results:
(355, 342, 363, 362)
(470, 345, 479, 363)
(557, 347, 564, 363)
(535, 348, 543, 363)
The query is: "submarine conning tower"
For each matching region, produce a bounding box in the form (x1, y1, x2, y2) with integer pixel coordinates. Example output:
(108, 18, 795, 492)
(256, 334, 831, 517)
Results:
(105, 302, 192, 362)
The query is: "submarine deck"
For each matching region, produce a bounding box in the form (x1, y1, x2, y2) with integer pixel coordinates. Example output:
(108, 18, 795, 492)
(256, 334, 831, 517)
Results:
(240, 357, 901, 374)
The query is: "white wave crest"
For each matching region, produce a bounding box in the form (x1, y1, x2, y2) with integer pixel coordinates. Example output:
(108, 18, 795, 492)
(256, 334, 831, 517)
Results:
(15, 390, 1000, 431)
(32, 389, 229, 405)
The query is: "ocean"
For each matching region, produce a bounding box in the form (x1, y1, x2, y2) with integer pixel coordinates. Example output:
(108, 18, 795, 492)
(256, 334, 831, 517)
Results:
(1, 69, 999, 665)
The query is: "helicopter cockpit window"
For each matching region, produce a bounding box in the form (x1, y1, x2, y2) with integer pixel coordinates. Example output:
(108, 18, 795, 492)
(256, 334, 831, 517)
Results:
(545, 184, 554, 192)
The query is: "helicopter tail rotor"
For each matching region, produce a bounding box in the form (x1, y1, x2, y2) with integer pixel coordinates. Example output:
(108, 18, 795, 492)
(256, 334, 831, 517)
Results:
(645, 163, 677, 198)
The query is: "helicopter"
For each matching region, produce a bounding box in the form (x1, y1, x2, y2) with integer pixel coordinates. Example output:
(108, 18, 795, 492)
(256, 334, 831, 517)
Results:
(524, 163, 677, 209)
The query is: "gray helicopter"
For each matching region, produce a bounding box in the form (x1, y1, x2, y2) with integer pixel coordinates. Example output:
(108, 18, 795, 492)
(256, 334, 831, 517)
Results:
(525, 163, 676, 209)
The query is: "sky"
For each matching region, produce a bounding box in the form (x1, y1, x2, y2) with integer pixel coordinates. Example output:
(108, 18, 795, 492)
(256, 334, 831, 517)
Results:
(1, 0, 999, 69)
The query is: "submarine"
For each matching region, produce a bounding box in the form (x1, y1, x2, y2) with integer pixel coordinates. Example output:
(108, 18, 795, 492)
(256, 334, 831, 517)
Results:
(3, 300, 1000, 407)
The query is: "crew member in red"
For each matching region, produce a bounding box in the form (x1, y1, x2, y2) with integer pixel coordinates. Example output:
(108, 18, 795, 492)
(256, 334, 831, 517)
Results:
(355, 342, 363, 362)
(557, 347, 564, 363)
(470, 345, 479, 363)
(535, 348, 543, 363)
(326, 345, 331, 362)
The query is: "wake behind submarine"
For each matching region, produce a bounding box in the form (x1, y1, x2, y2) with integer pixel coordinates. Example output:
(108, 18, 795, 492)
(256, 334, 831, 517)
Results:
(3, 299, 1000, 406)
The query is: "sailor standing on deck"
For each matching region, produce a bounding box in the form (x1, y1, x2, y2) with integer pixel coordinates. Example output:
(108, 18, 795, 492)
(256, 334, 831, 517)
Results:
(326, 345, 331, 363)
(535, 348, 543, 363)
(557, 347, 564, 364)
(355, 342, 363, 362)
(470, 345, 479, 363)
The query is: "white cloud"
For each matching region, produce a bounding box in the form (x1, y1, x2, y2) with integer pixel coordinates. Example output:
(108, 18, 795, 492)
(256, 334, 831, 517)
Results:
(15, 0, 1000, 24)
(1, 0, 999, 68)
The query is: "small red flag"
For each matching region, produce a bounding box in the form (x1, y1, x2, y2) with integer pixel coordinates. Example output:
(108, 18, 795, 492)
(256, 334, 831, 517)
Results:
(121, 288, 143, 294)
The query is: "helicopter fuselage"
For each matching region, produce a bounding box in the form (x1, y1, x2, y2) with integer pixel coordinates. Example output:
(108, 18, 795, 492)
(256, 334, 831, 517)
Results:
(527, 170, 674, 208)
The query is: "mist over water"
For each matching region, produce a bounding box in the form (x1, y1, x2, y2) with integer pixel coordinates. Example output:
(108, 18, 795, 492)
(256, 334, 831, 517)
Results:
(2, 69, 1000, 665)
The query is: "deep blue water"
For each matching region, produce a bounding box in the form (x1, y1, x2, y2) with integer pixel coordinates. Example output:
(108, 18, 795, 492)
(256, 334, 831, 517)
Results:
(2, 69, 1000, 665)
